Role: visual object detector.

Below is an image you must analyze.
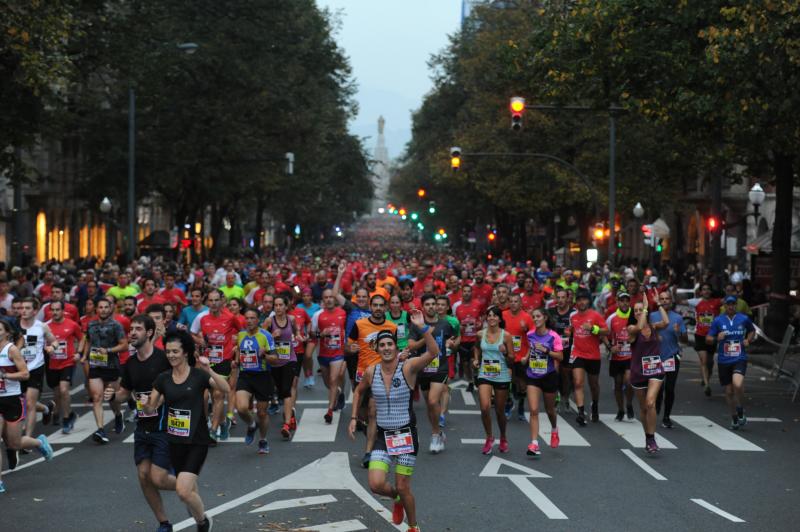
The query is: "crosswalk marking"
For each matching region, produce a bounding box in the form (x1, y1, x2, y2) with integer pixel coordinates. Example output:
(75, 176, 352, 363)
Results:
(292, 408, 339, 442)
(691, 498, 746, 522)
(250, 494, 337, 513)
(297, 519, 366, 531)
(4, 447, 73, 475)
(524, 413, 591, 447)
(599, 414, 677, 449)
(48, 411, 112, 444)
(460, 389, 476, 406)
(671, 415, 764, 451)
(620, 449, 667, 480)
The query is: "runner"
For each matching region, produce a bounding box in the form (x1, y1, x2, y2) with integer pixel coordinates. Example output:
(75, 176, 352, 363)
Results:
(523, 308, 564, 457)
(137, 278, 166, 314)
(435, 295, 460, 428)
(334, 261, 371, 391)
(502, 293, 535, 421)
(288, 294, 313, 389)
(263, 294, 300, 440)
(309, 289, 347, 423)
(83, 298, 128, 443)
(694, 282, 721, 397)
(652, 291, 687, 428)
(104, 314, 176, 531)
(569, 289, 608, 426)
(473, 306, 515, 455)
(347, 309, 438, 532)
(470, 268, 494, 313)
(0, 319, 55, 493)
(386, 295, 410, 352)
(234, 308, 276, 454)
(605, 291, 635, 421)
(454, 284, 481, 391)
(627, 296, 667, 453)
(177, 288, 207, 331)
(143, 330, 229, 532)
(45, 299, 83, 433)
(707, 295, 755, 430)
(547, 288, 574, 413)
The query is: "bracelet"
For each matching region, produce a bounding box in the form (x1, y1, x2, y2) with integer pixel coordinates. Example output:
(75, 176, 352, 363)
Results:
(351, 417, 358, 421)
(421, 325, 431, 334)
(591, 325, 600, 335)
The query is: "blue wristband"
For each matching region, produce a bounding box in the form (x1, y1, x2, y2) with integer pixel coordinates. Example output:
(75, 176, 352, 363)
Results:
(421, 325, 431, 334)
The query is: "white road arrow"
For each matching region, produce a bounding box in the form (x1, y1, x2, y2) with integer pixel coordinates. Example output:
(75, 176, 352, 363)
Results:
(173, 451, 403, 531)
(479, 456, 568, 519)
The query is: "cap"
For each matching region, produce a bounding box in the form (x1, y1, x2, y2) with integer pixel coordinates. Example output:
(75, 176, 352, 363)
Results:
(724, 295, 737, 304)
(375, 330, 397, 345)
(576, 288, 592, 300)
(617, 291, 631, 299)
(301, 287, 312, 295)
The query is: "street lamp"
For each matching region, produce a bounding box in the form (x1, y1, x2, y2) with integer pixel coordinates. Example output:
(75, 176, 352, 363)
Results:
(633, 202, 644, 219)
(100, 197, 112, 214)
(748, 183, 765, 224)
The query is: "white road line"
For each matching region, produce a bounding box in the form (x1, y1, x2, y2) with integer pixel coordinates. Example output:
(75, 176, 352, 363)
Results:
(620, 449, 667, 481)
(461, 438, 498, 446)
(250, 494, 337, 513)
(48, 411, 112, 444)
(747, 417, 781, 422)
(671, 415, 764, 451)
(460, 389, 476, 406)
(298, 519, 366, 531)
(599, 414, 677, 449)
(4, 447, 73, 475)
(691, 498, 746, 522)
(524, 413, 591, 447)
(507, 476, 568, 519)
(296, 399, 331, 405)
(124, 436, 246, 444)
(69, 384, 86, 396)
(448, 409, 481, 415)
(292, 409, 339, 442)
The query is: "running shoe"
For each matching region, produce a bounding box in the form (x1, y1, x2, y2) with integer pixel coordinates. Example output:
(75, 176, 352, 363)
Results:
(92, 429, 110, 444)
(704, 385, 712, 397)
(392, 495, 405, 525)
(125, 408, 136, 423)
(430, 434, 439, 454)
(281, 423, 291, 440)
(438, 414, 446, 428)
(5, 449, 18, 470)
(361, 452, 370, 469)
(219, 418, 231, 441)
(197, 514, 213, 532)
(591, 402, 599, 422)
(324, 409, 333, 424)
(289, 415, 297, 432)
(67, 411, 77, 431)
(43, 400, 56, 426)
(730, 418, 740, 430)
(303, 376, 311, 389)
(550, 428, 560, 449)
(438, 431, 446, 452)
(504, 398, 514, 419)
(407, 526, 420, 532)
(156, 522, 173, 532)
(268, 402, 279, 415)
(208, 429, 219, 446)
(526, 440, 541, 457)
(307, 375, 316, 387)
(737, 415, 747, 428)
(335, 391, 345, 411)
(645, 437, 658, 453)
(114, 413, 125, 434)
(517, 411, 527, 422)
(36, 434, 54, 461)
(661, 417, 673, 429)
(615, 410, 624, 422)
(258, 439, 270, 455)
(498, 438, 509, 453)
(576, 413, 587, 427)
(0, 481, 5, 494)
(481, 437, 495, 455)
(244, 422, 257, 445)
(626, 405, 635, 420)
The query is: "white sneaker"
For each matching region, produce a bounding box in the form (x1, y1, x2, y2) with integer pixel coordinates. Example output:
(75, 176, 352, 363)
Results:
(439, 431, 446, 452)
(429, 433, 439, 454)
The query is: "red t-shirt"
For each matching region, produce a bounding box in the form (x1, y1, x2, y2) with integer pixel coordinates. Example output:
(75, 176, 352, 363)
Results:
(502, 309, 535, 362)
(312, 307, 347, 358)
(520, 292, 544, 314)
(47, 318, 83, 370)
(113, 314, 131, 334)
(290, 307, 311, 354)
(447, 290, 462, 308)
(80, 314, 97, 333)
(695, 298, 722, 336)
(606, 311, 632, 361)
(401, 297, 422, 313)
(159, 287, 188, 310)
(199, 311, 240, 363)
(569, 310, 606, 360)
(137, 294, 166, 314)
(42, 302, 80, 323)
(471, 282, 494, 313)
(456, 300, 483, 343)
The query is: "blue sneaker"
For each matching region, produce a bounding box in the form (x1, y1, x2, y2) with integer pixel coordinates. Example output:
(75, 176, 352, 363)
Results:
(268, 402, 279, 416)
(0, 481, 6, 493)
(114, 413, 125, 434)
(438, 414, 446, 428)
(244, 423, 257, 445)
(504, 399, 514, 420)
(258, 439, 270, 454)
(36, 434, 54, 461)
(156, 522, 173, 532)
(219, 418, 230, 441)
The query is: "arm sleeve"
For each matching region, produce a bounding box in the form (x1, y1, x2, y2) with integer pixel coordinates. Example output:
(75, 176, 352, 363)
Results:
(348, 321, 360, 341)
(550, 331, 563, 351)
(120, 364, 133, 391)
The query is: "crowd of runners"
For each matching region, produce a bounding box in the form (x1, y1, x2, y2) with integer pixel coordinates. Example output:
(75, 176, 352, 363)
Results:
(0, 248, 758, 531)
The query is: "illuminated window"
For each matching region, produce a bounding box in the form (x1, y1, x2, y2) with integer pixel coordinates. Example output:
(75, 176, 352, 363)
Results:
(36, 212, 47, 263)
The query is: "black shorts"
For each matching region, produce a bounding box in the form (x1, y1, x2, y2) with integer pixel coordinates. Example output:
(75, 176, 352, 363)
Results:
(418, 373, 448, 391)
(134, 429, 172, 470)
(458, 342, 475, 366)
(21, 365, 45, 392)
(572, 357, 601, 376)
(0, 395, 25, 423)
(88, 367, 120, 383)
(608, 359, 631, 377)
(560, 350, 573, 369)
(271, 363, 297, 400)
(236, 371, 275, 402)
(210, 359, 232, 378)
(346, 353, 358, 382)
(631, 375, 664, 390)
(718, 359, 747, 386)
(475, 378, 511, 390)
(168, 443, 208, 475)
(526, 371, 559, 394)
(694, 335, 715, 353)
(46, 366, 75, 389)
(512, 361, 528, 380)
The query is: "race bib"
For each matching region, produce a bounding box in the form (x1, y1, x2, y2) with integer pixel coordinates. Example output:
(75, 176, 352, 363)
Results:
(464, 322, 476, 337)
(529, 354, 548, 374)
(482, 360, 501, 378)
(617, 342, 632, 359)
(89, 348, 108, 367)
(724, 341, 742, 357)
(240, 349, 259, 370)
(21, 346, 37, 364)
(276, 341, 292, 360)
(135, 391, 157, 418)
(423, 355, 440, 373)
(512, 336, 522, 353)
(642, 355, 662, 376)
(699, 313, 714, 324)
(397, 323, 406, 339)
(167, 407, 191, 437)
(355, 369, 364, 383)
(206, 344, 224, 364)
(385, 427, 414, 456)
(52, 341, 68, 360)
(663, 356, 676, 373)
(325, 333, 341, 350)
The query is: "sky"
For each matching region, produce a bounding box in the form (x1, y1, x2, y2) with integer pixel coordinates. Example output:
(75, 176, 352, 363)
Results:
(316, 0, 462, 160)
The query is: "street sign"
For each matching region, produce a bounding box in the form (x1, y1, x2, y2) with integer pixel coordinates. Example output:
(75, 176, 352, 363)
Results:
(479, 456, 568, 519)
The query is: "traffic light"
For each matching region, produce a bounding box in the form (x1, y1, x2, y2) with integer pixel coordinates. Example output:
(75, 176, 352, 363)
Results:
(411, 212, 418, 220)
(488, 232, 496, 242)
(593, 222, 605, 241)
(642, 224, 654, 247)
(398, 208, 407, 216)
(428, 201, 436, 214)
(450, 147, 461, 170)
(655, 240, 663, 253)
(510, 96, 525, 131)
(417, 188, 426, 198)
(707, 216, 719, 232)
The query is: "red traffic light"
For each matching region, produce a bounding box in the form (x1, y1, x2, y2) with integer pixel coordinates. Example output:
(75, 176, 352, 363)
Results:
(641, 224, 652, 236)
(707, 216, 718, 232)
(180, 239, 192, 249)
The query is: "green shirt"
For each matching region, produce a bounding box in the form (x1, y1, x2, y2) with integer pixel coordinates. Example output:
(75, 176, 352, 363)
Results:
(386, 310, 410, 350)
(220, 284, 245, 301)
(106, 285, 139, 300)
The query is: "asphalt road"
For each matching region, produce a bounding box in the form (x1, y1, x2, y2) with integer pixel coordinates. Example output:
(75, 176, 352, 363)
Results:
(2, 349, 798, 532)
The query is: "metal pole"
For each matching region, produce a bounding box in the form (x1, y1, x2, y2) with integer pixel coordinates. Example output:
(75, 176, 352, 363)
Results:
(127, 87, 136, 262)
(711, 174, 722, 277)
(608, 112, 616, 265)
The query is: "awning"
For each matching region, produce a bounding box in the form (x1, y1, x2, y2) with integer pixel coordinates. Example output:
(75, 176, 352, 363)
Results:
(651, 217, 670, 239)
(744, 226, 800, 254)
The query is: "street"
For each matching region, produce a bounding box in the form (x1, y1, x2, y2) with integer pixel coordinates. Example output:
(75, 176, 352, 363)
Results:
(3, 350, 798, 532)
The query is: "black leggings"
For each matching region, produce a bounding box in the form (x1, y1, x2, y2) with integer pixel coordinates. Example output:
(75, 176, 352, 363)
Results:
(169, 443, 209, 475)
(656, 358, 680, 418)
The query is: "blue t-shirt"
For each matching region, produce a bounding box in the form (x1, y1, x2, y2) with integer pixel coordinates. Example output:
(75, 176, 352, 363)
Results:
(650, 310, 685, 359)
(178, 305, 208, 328)
(708, 313, 754, 365)
(298, 302, 321, 319)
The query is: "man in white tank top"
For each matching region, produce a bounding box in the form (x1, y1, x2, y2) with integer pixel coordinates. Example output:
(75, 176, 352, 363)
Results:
(18, 298, 59, 440)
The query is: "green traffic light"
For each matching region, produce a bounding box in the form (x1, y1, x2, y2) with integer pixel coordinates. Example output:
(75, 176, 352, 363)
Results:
(617, 242, 622, 248)
(656, 244, 663, 252)
(411, 213, 418, 220)
(428, 207, 436, 214)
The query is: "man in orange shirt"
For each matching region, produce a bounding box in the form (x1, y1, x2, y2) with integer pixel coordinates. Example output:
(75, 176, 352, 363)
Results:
(503, 293, 535, 420)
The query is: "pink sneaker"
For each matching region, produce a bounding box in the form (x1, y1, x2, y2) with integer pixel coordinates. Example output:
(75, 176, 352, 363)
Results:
(499, 438, 509, 453)
(481, 437, 495, 455)
(550, 428, 560, 449)
(526, 440, 541, 457)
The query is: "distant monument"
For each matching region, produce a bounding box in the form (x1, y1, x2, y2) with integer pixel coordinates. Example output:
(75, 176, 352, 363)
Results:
(372, 116, 391, 215)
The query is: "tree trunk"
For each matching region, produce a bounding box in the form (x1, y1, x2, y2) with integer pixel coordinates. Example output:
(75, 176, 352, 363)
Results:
(764, 152, 794, 341)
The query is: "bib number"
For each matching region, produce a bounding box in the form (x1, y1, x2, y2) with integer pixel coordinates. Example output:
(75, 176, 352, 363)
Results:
(21, 347, 36, 364)
(240, 349, 260, 370)
(528, 355, 548, 376)
(482, 360, 501, 378)
(167, 407, 191, 437)
(325, 333, 341, 350)
(464, 322, 476, 337)
(89, 348, 108, 367)
(397, 323, 406, 339)
(52, 341, 68, 360)
(642, 355, 662, 377)
(617, 342, 632, 359)
(135, 392, 157, 418)
(423, 355, 440, 373)
(276, 341, 292, 361)
(724, 341, 742, 357)
(662, 356, 676, 373)
(512, 336, 522, 353)
(385, 427, 414, 456)
(206, 345, 224, 364)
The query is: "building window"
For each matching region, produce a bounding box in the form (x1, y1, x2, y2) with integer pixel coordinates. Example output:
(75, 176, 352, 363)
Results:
(36, 212, 47, 263)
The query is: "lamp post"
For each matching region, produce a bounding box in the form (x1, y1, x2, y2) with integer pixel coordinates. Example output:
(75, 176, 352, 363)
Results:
(128, 42, 198, 262)
(100, 197, 113, 259)
(748, 183, 765, 228)
(633, 202, 644, 262)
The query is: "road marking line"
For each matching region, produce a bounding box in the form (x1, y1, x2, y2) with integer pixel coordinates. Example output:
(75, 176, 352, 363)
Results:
(69, 384, 86, 396)
(524, 413, 591, 447)
(447, 409, 480, 415)
(460, 389, 476, 406)
(690, 498, 746, 522)
(48, 411, 112, 444)
(250, 494, 337, 513)
(599, 414, 677, 449)
(296, 399, 331, 405)
(747, 417, 781, 422)
(292, 409, 339, 442)
(4, 447, 73, 475)
(671, 415, 764, 451)
(620, 449, 667, 481)
(124, 435, 246, 443)
(508, 477, 568, 519)
(297, 519, 366, 531)
(461, 438, 498, 446)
